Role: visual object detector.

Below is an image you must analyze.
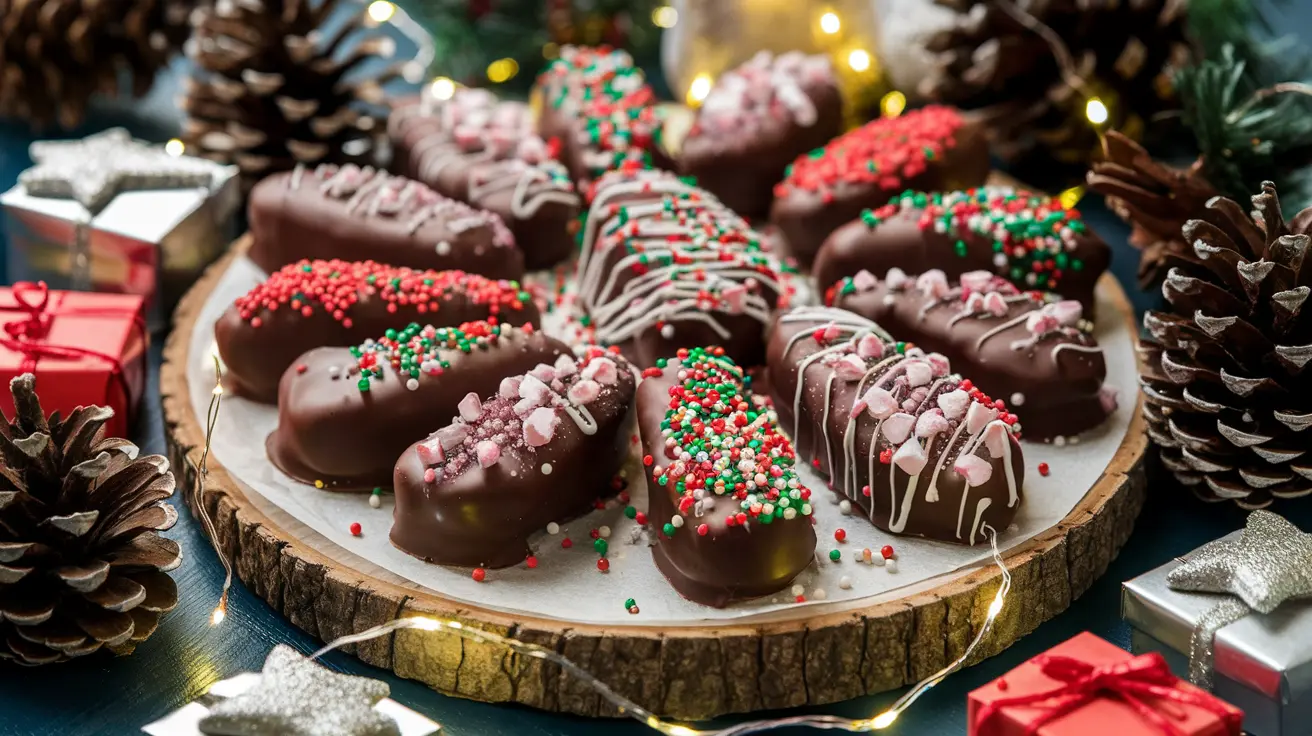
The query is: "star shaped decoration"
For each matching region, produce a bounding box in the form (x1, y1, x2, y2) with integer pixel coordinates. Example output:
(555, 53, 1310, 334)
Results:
(20, 128, 223, 213)
(199, 645, 401, 736)
(1167, 510, 1312, 614)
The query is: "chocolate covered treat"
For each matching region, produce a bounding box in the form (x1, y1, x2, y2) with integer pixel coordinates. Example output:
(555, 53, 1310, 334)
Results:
(828, 268, 1115, 441)
(638, 346, 817, 607)
(389, 91, 582, 269)
(567, 104, 666, 190)
(215, 259, 537, 403)
(769, 106, 989, 268)
(814, 187, 1112, 314)
(392, 349, 637, 568)
(388, 88, 532, 199)
(681, 51, 843, 219)
(765, 307, 1023, 545)
(267, 321, 568, 491)
(465, 152, 581, 270)
(534, 45, 652, 147)
(577, 166, 793, 367)
(247, 164, 522, 280)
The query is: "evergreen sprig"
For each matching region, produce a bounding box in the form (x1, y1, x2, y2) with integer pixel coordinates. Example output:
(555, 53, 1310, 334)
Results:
(1176, 45, 1312, 208)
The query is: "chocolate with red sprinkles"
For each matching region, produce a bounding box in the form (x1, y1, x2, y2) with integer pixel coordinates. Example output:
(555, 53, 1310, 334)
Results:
(266, 321, 569, 491)
(215, 259, 537, 402)
(391, 348, 638, 568)
(764, 306, 1025, 545)
(637, 346, 817, 607)
(813, 186, 1111, 314)
(768, 106, 989, 267)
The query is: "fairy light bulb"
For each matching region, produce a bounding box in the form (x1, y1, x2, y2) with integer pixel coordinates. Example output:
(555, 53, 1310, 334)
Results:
(210, 604, 226, 626)
(430, 77, 456, 101)
(848, 49, 871, 72)
(366, 1, 395, 23)
(165, 139, 185, 157)
(652, 6, 678, 28)
(687, 74, 713, 106)
(820, 12, 841, 34)
(881, 90, 907, 118)
(872, 711, 899, 729)
(1085, 97, 1109, 125)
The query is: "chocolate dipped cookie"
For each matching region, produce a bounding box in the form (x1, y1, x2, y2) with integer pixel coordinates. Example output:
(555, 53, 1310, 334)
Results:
(681, 51, 843, 220)
(465, 153, 581, 270)
(577, 166, 792, 367)
(813, 187, 1111, 313)
(765, 306, 1024, 545)
(247, 164, 522, 280)
(534, 45, 652, 148)
(828, 268, 1115, 441)
(266, 321, 568, 491)
(391, 348, 637, 568)
(215, 259, 537, 403)
(769, 106, 989, 268)
(638, 346, 817, 607)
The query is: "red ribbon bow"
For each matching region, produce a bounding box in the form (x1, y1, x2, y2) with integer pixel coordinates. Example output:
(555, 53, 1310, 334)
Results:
(0, 281, 144, 415)
(974, 652, 1241, 736)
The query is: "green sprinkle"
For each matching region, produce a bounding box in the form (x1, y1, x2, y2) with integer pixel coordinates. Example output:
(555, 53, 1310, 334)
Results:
(624, 506, 637, 519)
(594, 539, 608, 556)
(829, 549, 841, 562)
(662, 522, 676, 537)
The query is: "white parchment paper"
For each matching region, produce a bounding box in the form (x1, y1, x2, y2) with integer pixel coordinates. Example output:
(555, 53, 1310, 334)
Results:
(188, 255, 1138, 626)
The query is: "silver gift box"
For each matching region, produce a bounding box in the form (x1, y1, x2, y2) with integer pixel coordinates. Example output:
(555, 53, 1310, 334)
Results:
(1, 167, 239, 331)
(1123, 536, 1312, 736)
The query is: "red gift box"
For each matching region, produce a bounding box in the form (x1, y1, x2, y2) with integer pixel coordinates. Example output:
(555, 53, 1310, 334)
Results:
(0, 282, 147, 439)
(968, 632, 1243, 736)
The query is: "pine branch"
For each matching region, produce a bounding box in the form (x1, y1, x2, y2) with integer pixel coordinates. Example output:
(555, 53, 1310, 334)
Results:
(1176, 45, 1312, 208)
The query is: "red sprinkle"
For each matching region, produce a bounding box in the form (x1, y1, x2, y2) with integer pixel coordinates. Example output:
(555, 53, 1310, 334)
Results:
(296, 364, 307, 374)
(881, 545, 895, 560)
(1038, 462, 1050, 477)
(349, 522, 362, 536)
(472, 568, 487, 582)
(526, 555, 538, 569)
(697, 523, 709, 536)
(834, 528, 847, 542)
(634, 511, 648, 525)
(795, 595, 806, 603)
(561, 538, 573, 549)
(597, 558, 610, 572)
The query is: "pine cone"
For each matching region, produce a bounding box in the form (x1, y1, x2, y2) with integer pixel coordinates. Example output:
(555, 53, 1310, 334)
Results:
(182, 0, 400, 189)
(1140, 182, 1312, 509)
(1087, 130, 1220, 289)
(923, 0, 1192, 165)
(0, 375, 180, 665)
(0, 0, 196, 129)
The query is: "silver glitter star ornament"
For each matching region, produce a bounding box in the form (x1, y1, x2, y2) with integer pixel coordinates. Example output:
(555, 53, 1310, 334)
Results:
(1167, 510, 1312, 686)
(198, 645, 401, 736)
(20, 128, 222, 213)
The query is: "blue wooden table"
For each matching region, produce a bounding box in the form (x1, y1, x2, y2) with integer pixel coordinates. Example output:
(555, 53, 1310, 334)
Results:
(4, 21, 1312, 733)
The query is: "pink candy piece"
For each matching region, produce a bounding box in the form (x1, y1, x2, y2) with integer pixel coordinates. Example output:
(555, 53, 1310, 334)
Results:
(862, 386, 899, 420)
(582, 357, 618, 385)
(458, 392, 483, 422)
(476, 440, 501, 468)
(882, 412, 916, 445)
(530, 364, 557, 382)
(982, 421, 1011, 457)
(423, 468, 437, 483)
(925, 353, 951, 377)
(499, 376, 522, 399)
(885, 267, 910, 290)
(937, 389, 970, 421)
(416, 435, 446, 465)
(982, 292, 1009, 317)
(568, 379, 601, 404)
(904, 360, 933, 387)
(916, 269, 950, 298)
(518, 374, 552, 406)
(1026, 312, 1060, 335)
(893, 439, 928, 475)
(1051, 300, 1084, 326)
(436, 423, 469, 449)
(915, 409, 950, 439)
(851, 269, 879, 292)
(1099, 385, 1119, 414)
(856, 334, 884, 360)
(554, 354, 579, 377)
(833, 354, 868, 381)
(523, 407, 560, 447)
(820, 321, 842, 342)
(966, 401, 999, 434)
(954, 454, 993, 487)
(721, 283, 748, 313)
(959, 270, 994, 292)
(963, 292, 985, 313)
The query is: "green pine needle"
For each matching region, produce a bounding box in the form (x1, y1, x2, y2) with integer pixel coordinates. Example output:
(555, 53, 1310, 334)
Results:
(1176, 45, 1312, 207)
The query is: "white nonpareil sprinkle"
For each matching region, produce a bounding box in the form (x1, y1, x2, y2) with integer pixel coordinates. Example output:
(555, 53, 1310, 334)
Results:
(838, 576, 852, 590)
(368, 494, 381, 509)
(546, 522, 560, 535)
(598, 525, 611, 538)
(838, 499, 852, 515)
(541, 463, 553, 475)
(885, 559, 898, 573)
(670, 515, 684, 528)
(791, 584, 804, 596)
(812, 588, 827, 601)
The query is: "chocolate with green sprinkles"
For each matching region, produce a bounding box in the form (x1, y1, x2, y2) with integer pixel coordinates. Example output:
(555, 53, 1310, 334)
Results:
(813, 186, 1110, 315)
(637, 346, 817, 608)
(266, 321, 569, 492)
